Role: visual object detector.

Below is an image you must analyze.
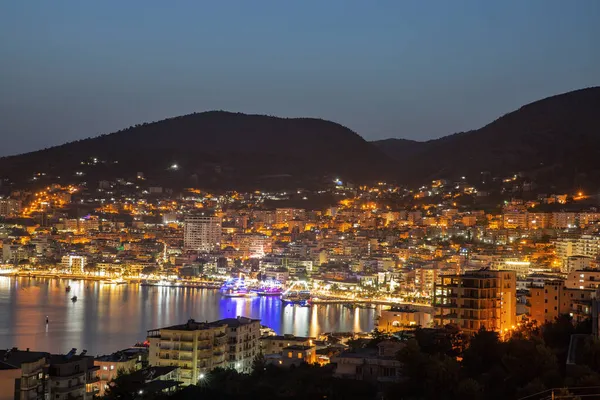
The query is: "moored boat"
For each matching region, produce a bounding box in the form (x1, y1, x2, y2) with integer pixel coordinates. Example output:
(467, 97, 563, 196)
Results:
(220, 277, 251, 297)
(281, 281, 312, 305)
(254, 279, 283, 296)
(281, 290, 311, 305)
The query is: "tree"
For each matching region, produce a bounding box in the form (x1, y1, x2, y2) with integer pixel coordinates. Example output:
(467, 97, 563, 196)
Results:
(251, 353, 266, 377)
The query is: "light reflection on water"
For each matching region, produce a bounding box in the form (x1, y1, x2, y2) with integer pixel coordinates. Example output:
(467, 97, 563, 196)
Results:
(0, 277, 377, 355)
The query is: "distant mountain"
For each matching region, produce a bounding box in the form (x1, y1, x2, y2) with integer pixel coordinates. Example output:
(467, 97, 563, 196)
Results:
(374, 87, 600, 190)
(371, 138, 427, 161)
(3, 88, 600, 192)
(0, 111, 393, 189)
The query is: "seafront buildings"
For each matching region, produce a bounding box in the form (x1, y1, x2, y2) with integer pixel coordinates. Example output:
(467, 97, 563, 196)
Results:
(1, 178, 600, 342)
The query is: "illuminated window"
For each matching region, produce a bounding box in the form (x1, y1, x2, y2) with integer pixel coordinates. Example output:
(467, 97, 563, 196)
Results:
(103, 366, 108, 370)
(287, 352, 292, 358)
(298, 353, 302, 359)
(110, 365, 114, 370)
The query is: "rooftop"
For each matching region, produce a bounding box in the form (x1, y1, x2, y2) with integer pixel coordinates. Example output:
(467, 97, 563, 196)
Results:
(283, 345, 314, 351)
(212, 316, 261, 328)
(0, 348, 48, 370)
(152, 319, 226, 332)
(260, 334, 314, 342)
(95, 350, 140, 363)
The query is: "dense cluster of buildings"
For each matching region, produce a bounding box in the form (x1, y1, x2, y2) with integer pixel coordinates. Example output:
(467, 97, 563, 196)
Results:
(2, 175, 600, 390)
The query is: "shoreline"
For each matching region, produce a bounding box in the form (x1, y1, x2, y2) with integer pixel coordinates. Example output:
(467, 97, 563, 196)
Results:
(3, 271, 430, 307)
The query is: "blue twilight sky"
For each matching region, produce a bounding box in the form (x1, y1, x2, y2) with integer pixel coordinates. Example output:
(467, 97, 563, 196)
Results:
(1, 0, 599, 156)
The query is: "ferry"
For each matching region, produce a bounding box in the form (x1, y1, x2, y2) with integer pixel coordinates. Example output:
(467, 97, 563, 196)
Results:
(281, 290, 311, 305)
(281, 281, 312, 305)
(254, 279, 284, 296)
(220, 277, 251, 298)
(71, 296, 78, 302)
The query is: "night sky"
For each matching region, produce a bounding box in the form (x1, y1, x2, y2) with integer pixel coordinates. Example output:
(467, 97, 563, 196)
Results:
(1, 0, 599, 156)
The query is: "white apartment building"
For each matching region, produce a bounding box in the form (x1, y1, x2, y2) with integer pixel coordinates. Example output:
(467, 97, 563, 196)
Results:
(183, 215, 222, 252)
(61, 255, 87, 273)
(147, 319, 228, 386)
(221, 317, 261, 373)
(553, 235, 600, 272)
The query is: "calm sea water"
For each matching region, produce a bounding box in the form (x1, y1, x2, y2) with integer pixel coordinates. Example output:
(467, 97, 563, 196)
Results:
(0, 277, 377, 356)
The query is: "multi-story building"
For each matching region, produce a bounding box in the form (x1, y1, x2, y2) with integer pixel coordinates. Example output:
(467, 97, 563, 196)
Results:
(0, 349, 47, 400)
(412, 266, 439, 295)
(219, 317, 261, 373)
(377, 306, 433, 332)
(94, 350, 144, 396)
(281, 345, 317, 367)
(61, 255, 86, 273)
(551, 212, 578, 229)
(433, 269, 517, 335)
(528, 280, 595, 324)
(47, 350, 99, 400)
(0, 199, 21, 217)
(233, 234, 271, 258)
(183, 215, 222, 252)
(553, 235, 600, 272)
(333, 341, 404, 383)
(275, 208, 305, 225)
(260, 334, 314, 355)
(527, 213, 550, 229)
(565, 256, 595, 273)
(147, 319, 228, 386)
(503, 212, 527, 229)
(566, 269, 600, 290)
(579, 213, 600, 228)
(2, 243, 34, 263)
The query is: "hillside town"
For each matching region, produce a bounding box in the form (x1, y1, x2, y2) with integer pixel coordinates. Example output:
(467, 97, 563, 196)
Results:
(2, 173, 600, 397)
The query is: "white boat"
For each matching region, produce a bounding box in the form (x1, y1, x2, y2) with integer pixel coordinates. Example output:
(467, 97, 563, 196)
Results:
(220, 277, 251, 298)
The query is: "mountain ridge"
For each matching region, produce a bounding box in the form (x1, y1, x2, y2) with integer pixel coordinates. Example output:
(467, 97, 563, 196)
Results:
(373, 86, 600, 189)
(2, 87, 600, 191)
(0, 111, 393, 190)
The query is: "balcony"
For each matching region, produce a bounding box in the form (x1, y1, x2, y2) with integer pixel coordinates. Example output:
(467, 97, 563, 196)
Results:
(439, 313, 458, 319)
(53, 382, 85, 393)
(434, 303, 458, 308)
(440, 283, 459, 289)
(52, 372, 84, 381)
(461, 304, 495, 310)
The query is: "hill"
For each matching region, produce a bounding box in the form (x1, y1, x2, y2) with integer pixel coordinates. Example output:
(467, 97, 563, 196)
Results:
(375, 87, 600, 190)
(371, 138, 427, 161)
(0, 111, 392, 190)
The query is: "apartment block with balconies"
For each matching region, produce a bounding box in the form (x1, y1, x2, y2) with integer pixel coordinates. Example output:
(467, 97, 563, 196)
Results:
(0, 348, 48, 400)
(147, 319, 228, 386)
(217, 316, 261, 373)
(433, 269, 516, 335)
(47, 350, 99, 400)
